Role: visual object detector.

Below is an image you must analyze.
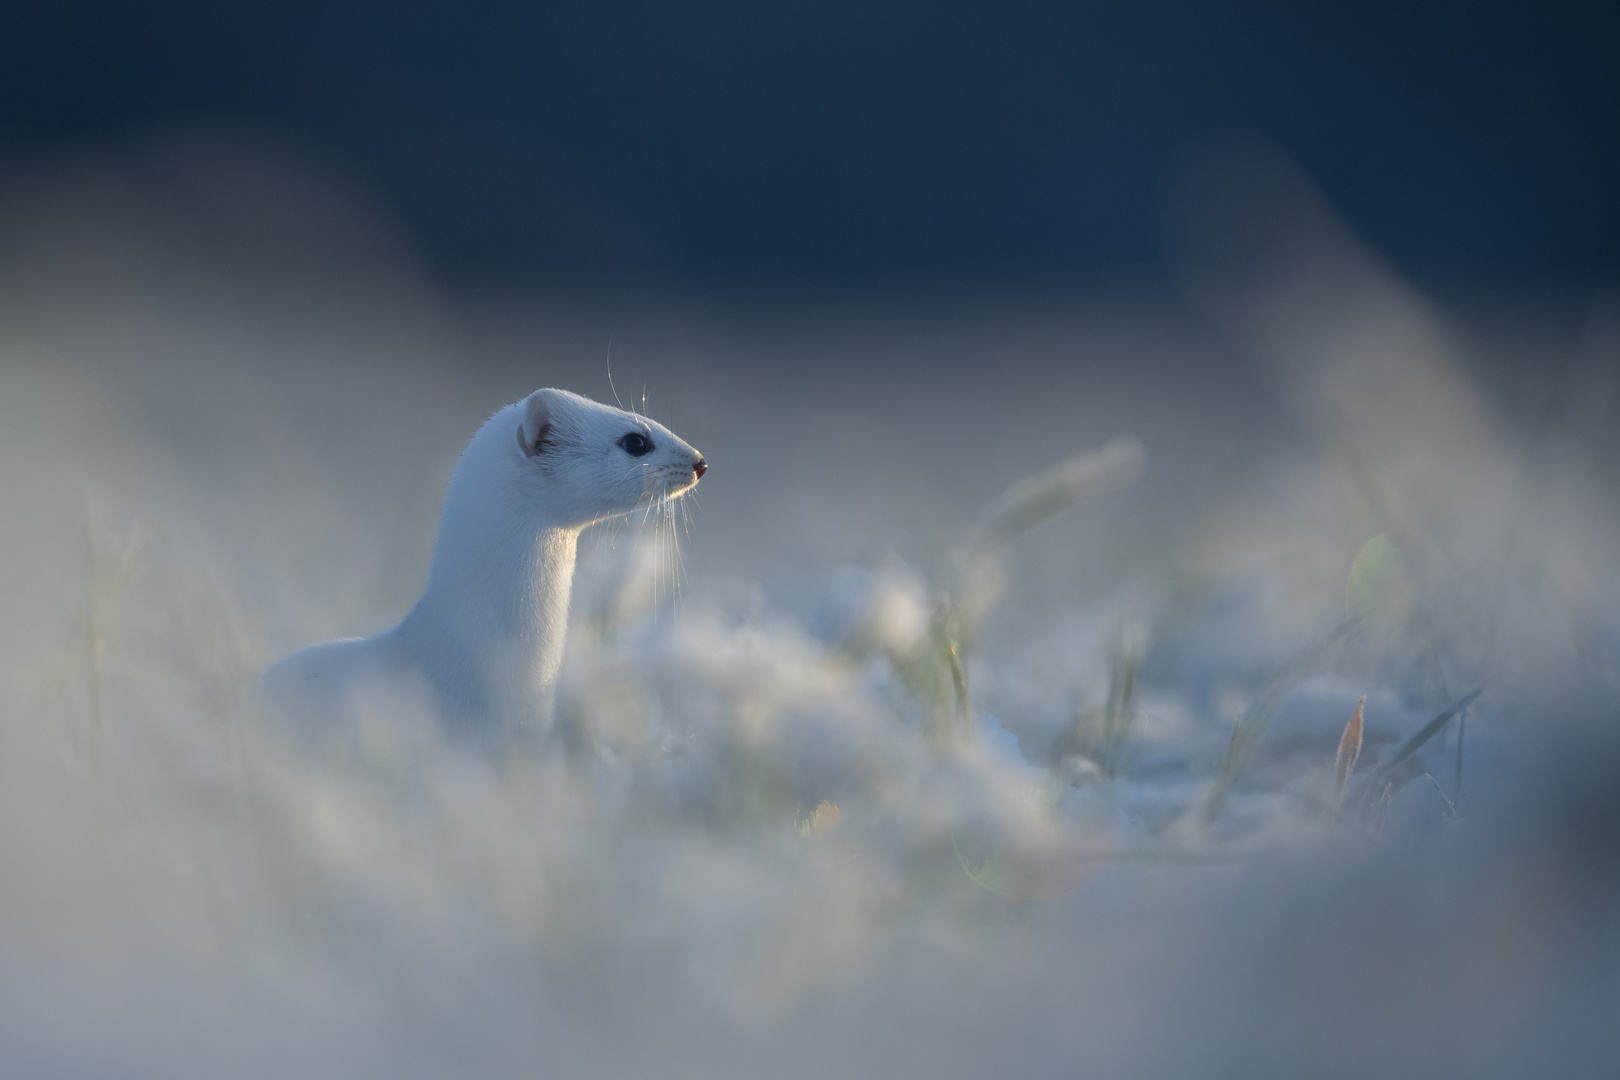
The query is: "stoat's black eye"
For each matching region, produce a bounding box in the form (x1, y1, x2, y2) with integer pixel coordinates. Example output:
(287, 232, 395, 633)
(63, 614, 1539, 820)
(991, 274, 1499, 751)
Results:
(619, 432, 653, 457)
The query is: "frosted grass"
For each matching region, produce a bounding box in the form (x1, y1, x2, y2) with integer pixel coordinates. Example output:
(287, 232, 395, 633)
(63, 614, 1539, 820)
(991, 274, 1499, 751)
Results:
(2, 136, 1618, 1078)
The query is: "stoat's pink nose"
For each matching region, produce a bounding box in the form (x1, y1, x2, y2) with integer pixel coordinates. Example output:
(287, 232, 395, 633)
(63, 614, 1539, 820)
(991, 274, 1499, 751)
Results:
(693, 458, 708, 479)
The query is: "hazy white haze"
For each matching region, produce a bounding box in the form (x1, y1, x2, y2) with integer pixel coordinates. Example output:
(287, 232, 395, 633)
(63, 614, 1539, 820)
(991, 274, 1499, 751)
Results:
(2, 136, 1618, 1079)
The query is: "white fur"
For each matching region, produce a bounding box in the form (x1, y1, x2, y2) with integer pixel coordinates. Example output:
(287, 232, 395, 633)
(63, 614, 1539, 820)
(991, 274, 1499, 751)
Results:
(261, 388, 705, 741)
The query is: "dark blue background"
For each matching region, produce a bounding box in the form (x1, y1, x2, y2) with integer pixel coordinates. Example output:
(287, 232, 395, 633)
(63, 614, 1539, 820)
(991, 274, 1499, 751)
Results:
(2, 1, 1615, 289)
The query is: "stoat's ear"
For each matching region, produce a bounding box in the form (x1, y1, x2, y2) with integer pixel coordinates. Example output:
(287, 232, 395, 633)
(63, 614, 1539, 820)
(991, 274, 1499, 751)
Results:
(518, 389, 556, 457)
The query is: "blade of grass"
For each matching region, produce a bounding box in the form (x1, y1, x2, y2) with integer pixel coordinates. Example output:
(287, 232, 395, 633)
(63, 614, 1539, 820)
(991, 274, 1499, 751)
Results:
(1371, 688, 1483, 782)
(1424, 773, 1459, 820)
(1351, 688, 1483, 811)
(1201, 614, 1366, 821)
(965, 438, 1143, 552)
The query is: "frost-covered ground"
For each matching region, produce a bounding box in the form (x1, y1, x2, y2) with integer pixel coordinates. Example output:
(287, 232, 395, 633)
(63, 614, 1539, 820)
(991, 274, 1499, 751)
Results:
(2, 139, 1618, 1078)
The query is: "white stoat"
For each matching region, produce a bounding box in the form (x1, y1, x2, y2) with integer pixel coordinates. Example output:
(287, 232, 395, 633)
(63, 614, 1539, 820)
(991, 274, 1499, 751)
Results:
(261, 388, 707, 740)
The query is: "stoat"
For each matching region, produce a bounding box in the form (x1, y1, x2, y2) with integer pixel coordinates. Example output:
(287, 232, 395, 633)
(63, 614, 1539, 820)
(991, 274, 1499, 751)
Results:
(261, 388, 706, 740)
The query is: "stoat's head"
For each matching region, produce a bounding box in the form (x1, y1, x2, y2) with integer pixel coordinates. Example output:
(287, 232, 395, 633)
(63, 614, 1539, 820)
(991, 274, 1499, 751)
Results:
(511, 388, 707, 528)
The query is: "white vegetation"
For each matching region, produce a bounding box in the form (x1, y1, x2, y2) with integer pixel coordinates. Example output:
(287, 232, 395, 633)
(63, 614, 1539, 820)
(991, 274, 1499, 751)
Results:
(1, 143, 1617, 1079)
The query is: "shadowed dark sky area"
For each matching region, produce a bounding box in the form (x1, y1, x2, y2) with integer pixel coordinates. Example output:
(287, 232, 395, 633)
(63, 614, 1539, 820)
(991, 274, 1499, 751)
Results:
(1, 0, 1616, 289)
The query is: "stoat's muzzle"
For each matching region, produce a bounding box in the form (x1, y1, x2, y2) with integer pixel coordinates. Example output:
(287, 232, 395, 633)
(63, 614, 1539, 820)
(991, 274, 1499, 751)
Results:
(667, 455, 707, 497)
(640, 453, 707, 503)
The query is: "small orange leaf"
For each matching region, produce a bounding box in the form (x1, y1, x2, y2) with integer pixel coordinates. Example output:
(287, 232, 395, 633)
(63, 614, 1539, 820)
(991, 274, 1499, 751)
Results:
(1334, 695, 1364, 810)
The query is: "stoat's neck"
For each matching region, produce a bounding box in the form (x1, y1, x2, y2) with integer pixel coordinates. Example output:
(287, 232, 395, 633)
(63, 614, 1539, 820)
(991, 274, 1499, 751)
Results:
(401, 519, 579, 726)
(397, 428, 580, 728)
